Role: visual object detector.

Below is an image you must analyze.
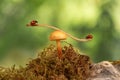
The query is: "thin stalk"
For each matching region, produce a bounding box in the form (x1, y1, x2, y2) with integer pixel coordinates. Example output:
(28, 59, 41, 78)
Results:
(56, 40, 62, 59)
(29, 24, 91, 42)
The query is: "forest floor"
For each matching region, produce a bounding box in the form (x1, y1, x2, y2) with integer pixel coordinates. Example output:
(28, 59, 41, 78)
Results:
(0, 44, 120, 80)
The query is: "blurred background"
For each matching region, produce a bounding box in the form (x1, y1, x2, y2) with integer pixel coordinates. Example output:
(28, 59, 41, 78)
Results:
(0, 0, 120, 67)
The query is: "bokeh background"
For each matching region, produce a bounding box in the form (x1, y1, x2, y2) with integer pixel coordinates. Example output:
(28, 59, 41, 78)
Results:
(0, 0, 120, 67)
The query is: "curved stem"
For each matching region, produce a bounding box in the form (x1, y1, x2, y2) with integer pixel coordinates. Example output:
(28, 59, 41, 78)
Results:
(56, 40, 62, 59)
(31, 24, 91, 42)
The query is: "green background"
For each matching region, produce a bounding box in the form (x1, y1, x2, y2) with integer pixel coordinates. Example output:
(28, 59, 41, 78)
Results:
(0, 0, 120, 67)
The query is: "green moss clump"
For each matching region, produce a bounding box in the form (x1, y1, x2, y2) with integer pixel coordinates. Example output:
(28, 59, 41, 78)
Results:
(0, 44, 92, 80)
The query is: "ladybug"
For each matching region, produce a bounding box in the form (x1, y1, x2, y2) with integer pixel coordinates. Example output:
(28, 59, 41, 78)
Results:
(86, 34, 93, 39)
(30, 20, 38, 26)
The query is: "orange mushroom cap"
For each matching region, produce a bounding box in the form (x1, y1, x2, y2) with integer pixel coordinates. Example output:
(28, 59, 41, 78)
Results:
(49, 30, 67, 41)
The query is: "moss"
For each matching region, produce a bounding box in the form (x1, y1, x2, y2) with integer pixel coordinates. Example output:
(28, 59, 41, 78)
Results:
(0, 44, 92, 80)
(1, 44, 120, 80)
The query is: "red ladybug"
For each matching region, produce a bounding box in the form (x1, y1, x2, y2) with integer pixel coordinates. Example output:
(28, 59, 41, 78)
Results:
(30, 20, 38, 26)
(86, 34, 93, 39)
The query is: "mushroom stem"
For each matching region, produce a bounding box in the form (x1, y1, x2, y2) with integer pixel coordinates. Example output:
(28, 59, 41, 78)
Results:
(56, 40, 62, 59)
(29, 24, 91, 42)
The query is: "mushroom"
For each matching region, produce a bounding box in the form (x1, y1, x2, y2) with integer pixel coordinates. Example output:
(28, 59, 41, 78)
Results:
(27, 20, 93, 59)
(49, 30, 67, 59)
